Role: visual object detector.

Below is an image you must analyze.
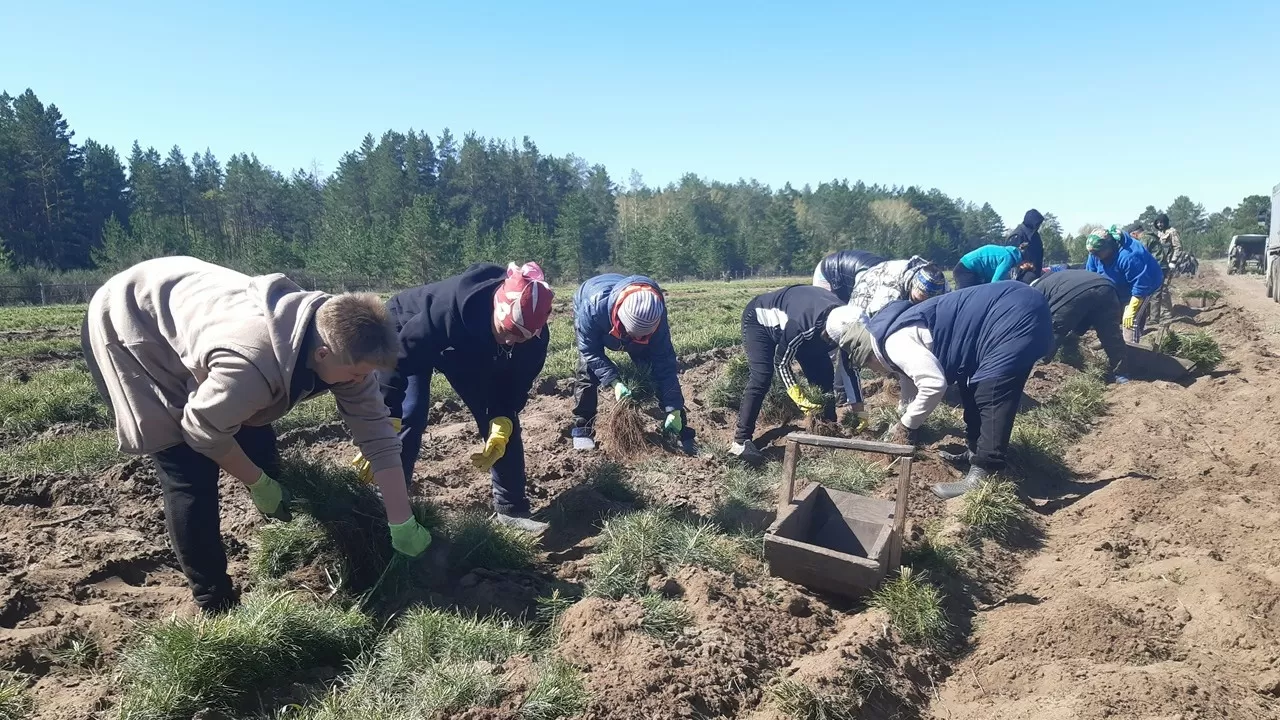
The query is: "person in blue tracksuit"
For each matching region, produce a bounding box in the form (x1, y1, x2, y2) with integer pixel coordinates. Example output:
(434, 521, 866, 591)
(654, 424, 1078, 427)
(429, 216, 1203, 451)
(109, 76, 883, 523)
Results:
(1083, 226, 1164, 343)
(367, 262, 554, 533)
(571, 274, 694, 453)
(838, 282, 1053, 499)
(953, 243, 1026, 288)
(812, 249, 887, 302)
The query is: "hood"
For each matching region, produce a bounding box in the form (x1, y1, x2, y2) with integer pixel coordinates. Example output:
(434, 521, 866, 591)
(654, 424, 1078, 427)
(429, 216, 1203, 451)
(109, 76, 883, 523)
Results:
(1023, 209, 1044, 231)
(245, 273, 330, 387)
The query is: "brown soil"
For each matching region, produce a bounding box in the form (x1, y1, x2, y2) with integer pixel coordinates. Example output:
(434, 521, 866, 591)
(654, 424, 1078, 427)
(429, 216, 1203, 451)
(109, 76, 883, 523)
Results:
(2, 266, 1276, 719)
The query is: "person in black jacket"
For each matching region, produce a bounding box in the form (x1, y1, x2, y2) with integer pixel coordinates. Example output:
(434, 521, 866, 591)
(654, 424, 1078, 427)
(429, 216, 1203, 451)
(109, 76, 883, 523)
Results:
(1007, 209, 1045, 283)
(812, 249, 887, 302)
(358, 262, 555, 532)
(731, 285, 864, 463)
(1031, 269, 1129, 383)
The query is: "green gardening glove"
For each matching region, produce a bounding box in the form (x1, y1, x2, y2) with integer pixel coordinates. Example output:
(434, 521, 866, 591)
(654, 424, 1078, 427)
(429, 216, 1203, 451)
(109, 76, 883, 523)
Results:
(248, 472, 291, 520)
(614, 382, 632, 401)
(389, 517, 433, 557)
(664, 411, 683, 434)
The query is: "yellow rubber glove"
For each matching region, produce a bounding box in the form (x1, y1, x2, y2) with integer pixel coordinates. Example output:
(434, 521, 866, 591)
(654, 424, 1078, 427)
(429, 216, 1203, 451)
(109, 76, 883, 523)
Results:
(848, 412, 869, 434)
(471, 417, 513, 471)
(388, 516, 432, 556)
(352, 417, 402, 483)
(787, 385, 821, 415)
(1122, 296, 1142, 329)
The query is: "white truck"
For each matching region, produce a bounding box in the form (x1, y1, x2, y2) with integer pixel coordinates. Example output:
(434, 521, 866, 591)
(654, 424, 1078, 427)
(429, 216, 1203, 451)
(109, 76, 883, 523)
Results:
(1269, 182, 1280, 301)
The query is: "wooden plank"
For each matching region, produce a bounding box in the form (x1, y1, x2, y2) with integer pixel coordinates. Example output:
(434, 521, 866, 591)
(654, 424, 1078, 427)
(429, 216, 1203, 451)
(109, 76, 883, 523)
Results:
(779, 439, 800, 510)
(785, 432, 915, 457)
(1122, 341, 1195, 381)
(887, 456, 912, 572)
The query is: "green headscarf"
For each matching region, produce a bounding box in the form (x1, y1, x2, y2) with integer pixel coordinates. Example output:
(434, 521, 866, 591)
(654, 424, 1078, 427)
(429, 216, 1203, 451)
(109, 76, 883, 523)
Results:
(839, 322, 878, 369)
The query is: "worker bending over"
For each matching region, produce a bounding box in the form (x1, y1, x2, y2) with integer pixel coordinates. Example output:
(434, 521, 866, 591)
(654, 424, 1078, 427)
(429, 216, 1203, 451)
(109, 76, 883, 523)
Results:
(812, 249, 886, 302)
(1031, 270, 1129, 383)
(366, 262, 553, 533)
(840, 283, 1053, 499)
(570, 273, 694, 454)
(1084, 226, 1163, 343)
(953, 243, 1027, 288)
(837, 258, 949, 420)
(731, 285, 863, 463)
(82, 257, 427, 614)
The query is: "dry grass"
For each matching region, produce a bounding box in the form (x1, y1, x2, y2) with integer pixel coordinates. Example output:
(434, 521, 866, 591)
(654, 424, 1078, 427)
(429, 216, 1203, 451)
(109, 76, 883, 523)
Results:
(598, 397, 650, 460)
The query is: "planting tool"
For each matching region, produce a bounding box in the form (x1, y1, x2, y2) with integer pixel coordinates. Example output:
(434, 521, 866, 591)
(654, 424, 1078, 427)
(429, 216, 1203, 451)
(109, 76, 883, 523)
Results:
(764, 432, 914, 598)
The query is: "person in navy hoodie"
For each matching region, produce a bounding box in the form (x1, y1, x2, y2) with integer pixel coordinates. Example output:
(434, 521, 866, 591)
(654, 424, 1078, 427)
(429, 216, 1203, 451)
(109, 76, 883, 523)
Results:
(570, 273, 695, 454)
(356, 262, 554, 533)
(838, 282, 1053, 499)
(1083, 226, 1163, 343)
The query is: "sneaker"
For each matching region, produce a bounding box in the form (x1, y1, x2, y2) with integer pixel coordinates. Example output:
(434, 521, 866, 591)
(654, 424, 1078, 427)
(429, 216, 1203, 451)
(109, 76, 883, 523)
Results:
(493, 512, 549, 535)
(570, 427, 596, 451)
(1112, 375, 1130, 385)
(931, 466, 990, 500)
(937, 447, 973, 467)
(729, 440, 765, 464)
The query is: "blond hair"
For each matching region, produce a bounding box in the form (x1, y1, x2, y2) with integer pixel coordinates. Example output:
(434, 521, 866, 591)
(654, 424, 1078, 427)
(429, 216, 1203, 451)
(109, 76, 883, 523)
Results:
(314, 293, 398, 368)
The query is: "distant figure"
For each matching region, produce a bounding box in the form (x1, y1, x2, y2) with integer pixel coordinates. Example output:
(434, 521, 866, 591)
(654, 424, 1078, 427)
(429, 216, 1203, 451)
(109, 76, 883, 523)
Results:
(1006, 209, 1045, 283)
(812, 250, 887, 302)
(1084, 226, 1163, 343)
(954, 244, 1026, 288)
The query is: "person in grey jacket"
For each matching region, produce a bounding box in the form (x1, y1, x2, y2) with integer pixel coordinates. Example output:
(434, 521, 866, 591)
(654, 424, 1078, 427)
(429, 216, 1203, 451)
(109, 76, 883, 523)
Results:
(82, 256, 429, 614)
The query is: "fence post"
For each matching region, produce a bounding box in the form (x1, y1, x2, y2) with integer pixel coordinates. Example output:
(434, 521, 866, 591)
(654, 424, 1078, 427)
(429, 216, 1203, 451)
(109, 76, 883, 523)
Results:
(39, 283, 45, 305)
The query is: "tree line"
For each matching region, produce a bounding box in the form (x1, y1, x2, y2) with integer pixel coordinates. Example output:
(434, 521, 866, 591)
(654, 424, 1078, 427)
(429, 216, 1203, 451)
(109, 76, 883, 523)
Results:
(0, 87, 1270, 288)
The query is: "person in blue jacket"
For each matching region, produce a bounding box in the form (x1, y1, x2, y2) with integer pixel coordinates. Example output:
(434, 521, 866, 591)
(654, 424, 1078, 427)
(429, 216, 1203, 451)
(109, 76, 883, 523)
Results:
(838, 282, 1053, 499)
(571, 274, 694, 454)
(953, 243, 1027, 288)
(1083, 226, 1164, 343)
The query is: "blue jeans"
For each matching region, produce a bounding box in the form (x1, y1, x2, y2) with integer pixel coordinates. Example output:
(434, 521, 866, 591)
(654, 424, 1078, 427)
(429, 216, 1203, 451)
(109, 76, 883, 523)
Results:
(400, 372, 529, 516)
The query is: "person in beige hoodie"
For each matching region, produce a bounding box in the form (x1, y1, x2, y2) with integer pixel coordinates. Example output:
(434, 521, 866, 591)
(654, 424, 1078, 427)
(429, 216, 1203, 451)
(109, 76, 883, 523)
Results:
(81, 256, 431, 613)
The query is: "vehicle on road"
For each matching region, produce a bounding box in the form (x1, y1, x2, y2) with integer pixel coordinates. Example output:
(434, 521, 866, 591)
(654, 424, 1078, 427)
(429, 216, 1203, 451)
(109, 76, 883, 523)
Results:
(1229, 234, 1267, 274)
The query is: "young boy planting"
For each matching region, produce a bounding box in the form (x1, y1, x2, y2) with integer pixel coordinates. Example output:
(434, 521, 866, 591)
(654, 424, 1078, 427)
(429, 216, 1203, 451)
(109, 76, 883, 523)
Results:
(83, 256, 428, 614)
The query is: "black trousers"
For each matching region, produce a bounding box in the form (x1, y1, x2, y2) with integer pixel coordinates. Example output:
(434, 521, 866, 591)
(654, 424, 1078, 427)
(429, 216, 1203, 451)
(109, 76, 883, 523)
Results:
(957, 369, 1031, 473)
(151, 426, 280, 611)
(735, 310, 836, 443)
(952, 263, 984, 289)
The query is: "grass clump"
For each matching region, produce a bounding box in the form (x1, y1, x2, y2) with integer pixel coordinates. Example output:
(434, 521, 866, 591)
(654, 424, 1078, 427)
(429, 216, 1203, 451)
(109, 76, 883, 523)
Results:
(904, 521, 976, 575)
(115, 591, 374, 720)
(0, 367, 106, 435)
(43, 631, 102, 670)
(520, 658, 591, 720)
(639, 594, 692, 641)
(1182, 288, 1221, 306)
(707, 354, 803, 423)
(274, 394, 338, 433)
(1156, 328, 1223, 373)
(0, 429, 118, 475)
(958, 479, 1025, 541)
(446, 511, 540, 573)
(301, 608, 535, 719)
(801, 452, 883, 494)
(587, 509, 737, 599)
(249, 515, 330, 582)
(769, 678, 859, 720)
(0, 672, 31, 720)
(869, 567, 948, 646)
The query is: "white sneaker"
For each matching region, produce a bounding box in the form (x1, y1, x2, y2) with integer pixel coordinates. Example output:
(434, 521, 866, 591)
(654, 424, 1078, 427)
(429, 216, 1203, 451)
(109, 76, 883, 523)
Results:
(729, 440, 765, 464)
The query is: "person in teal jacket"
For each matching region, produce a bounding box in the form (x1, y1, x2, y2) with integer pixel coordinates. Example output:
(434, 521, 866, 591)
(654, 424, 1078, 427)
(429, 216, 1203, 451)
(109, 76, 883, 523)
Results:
(953, 243, 1027, 288)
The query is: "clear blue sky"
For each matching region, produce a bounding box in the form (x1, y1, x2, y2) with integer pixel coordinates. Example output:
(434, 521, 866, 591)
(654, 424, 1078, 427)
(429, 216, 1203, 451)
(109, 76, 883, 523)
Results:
(3, 0, 1278, 233)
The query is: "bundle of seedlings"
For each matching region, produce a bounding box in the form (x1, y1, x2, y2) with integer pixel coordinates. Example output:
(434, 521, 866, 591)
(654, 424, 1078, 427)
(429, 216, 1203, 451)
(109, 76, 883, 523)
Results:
(1156, 328, 1223, 373)
(1182, 288, 1221, 308)
(598, 396, 651, 460)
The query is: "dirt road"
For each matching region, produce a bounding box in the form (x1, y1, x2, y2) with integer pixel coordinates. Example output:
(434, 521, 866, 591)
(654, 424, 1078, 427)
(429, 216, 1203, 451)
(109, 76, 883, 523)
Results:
(933, 267, 1280, 719)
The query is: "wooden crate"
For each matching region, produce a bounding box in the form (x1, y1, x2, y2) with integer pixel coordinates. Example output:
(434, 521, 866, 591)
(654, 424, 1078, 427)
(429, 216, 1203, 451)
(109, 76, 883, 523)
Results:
(763, 433, 915, 599)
